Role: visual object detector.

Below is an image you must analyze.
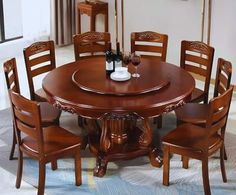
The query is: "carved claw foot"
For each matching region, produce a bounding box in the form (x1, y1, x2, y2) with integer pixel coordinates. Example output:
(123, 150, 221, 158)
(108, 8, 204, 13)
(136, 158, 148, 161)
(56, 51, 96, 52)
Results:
(149, 148, 163, 167)
(93, 157, 108, 177)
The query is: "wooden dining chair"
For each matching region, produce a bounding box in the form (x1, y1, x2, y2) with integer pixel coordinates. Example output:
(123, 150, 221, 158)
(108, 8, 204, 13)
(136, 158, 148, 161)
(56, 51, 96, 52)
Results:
(131, 31, 168, 128)
(180, 40, 215, 103)
(175, 58, 232, 160)
(73, 31, 110, 127)
(131, 31, 168, 61)
(9, 90, 82, 195)
(23, 40, 56, 101)
(162, 86, 233, 195)
(3, 58, 60, 160)
(73, 31, 111, 61)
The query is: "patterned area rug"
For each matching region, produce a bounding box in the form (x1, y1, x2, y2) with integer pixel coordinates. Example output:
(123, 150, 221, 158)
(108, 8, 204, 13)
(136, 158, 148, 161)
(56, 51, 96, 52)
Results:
(0, 108, 236, 195)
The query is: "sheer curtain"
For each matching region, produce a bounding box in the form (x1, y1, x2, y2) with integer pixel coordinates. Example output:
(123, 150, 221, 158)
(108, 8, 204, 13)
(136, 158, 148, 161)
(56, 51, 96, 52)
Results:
(50, 0, 77, 46)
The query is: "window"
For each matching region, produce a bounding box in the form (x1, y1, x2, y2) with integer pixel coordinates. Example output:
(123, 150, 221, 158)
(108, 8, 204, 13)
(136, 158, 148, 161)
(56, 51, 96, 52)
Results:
(0, 0, 23, 43)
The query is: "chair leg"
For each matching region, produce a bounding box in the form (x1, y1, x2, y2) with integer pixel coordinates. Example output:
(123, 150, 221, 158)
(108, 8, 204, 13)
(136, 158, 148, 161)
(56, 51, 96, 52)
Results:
(156, 115, 162, 129)
(81, 135, 88, 150)
(78, 116, 84, 127)
(15, 150, 23, 188)
(220, 146, 227, 182)
(202, 158, 211, 195)
(75, 150, 82, 186)
(223, 145, 227, 160)
(9, 124, 16, 160)
(38, 161, 46, 195)
(51, 160, 58, 170)
(176, 119, 182, 126)
(56, 118, 60, 126)
(163, 145, 170, 186)
(182, 156, 189, 169)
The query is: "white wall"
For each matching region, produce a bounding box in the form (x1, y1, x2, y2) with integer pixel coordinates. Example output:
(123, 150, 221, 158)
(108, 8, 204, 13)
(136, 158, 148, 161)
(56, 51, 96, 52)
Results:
(0, 0, 50, 59)
(0, 0, 235, 84)
(3, 0, 23, 39)
(122, 0, 202, 65)
(211, 0, 236, 85)
(21, 0, 50, 41)
(104, 0, 236, 84)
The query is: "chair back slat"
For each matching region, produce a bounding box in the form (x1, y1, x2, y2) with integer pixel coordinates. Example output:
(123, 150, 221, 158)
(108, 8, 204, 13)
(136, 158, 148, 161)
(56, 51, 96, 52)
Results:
(31, 64, 53, 77)
(77, 44, 108, 54)
(218, 74, 229, 89)
(15, 119, 37, 139)
(3, 58, 20, 93)
(14, 107, 36, 127)
(29, 54, 52, 68)
(207, 86, 233, 136)
(133, 45, 163, 54)
(217, 84, 226, 95)
(185, 54, 209, 67)
(214, 58, 232, 97)
(24, 40, 56, 100)
(73, 31, 110, 61)
(209, 117, 227, 135)
(185, 64, 207, 77)
(131, 31, 168, 62)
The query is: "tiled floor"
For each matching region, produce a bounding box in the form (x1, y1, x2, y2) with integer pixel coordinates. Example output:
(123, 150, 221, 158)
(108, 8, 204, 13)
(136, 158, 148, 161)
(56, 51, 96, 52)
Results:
(0, 45, 235, 194)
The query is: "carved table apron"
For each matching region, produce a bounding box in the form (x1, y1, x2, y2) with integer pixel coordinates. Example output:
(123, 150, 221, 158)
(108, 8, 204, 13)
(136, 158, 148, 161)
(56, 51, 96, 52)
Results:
(42, 56, 195, 177)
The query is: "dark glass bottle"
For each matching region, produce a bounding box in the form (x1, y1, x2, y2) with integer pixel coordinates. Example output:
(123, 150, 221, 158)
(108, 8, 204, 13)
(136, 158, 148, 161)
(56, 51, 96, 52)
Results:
(105, 42, 114, 75)
(114, 42, 123, 68)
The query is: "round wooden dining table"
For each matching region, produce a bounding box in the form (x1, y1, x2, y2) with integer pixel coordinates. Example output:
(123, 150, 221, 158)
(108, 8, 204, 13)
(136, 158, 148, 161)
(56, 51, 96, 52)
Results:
(42, 56, 195, 177)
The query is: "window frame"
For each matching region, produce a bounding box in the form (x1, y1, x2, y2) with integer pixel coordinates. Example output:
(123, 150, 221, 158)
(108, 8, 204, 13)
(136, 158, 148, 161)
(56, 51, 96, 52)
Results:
(0, 0, 23, 43)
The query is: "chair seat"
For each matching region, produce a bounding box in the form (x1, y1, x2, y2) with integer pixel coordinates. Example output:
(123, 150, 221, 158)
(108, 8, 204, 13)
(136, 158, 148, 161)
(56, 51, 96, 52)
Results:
(175, 103, 209, 124)
(40, 102, 61, 125)
(35, 88, 48, 102)
(162, 123, 222, 152)
(22, 126, 82, 156)
(191, 87, 205, 103)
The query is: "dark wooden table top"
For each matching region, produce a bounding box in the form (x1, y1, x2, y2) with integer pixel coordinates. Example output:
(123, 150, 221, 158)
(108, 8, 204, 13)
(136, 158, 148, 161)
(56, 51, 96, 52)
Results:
(42, 56, 195, 118)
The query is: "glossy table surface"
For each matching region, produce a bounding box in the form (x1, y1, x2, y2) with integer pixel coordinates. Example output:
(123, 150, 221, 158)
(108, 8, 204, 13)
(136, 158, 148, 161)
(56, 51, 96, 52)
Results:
(42, 56, 195, 119)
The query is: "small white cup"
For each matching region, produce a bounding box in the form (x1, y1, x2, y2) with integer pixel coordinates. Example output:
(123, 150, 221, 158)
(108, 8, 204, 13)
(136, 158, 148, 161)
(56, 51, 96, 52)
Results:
(115, 67, 128, 75)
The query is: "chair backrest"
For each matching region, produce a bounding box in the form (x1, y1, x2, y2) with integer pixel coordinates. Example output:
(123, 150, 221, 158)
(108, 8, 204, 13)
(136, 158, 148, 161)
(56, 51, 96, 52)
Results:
(23, 40, 56, 100)
(131, 31, 168, 61)
(73, 31, 111, 61)
(180, 40, 215, 101)
(9, 90, 44, 155)
(214, 58, 232, 97)
(3, 58, 20, 93)
(206, 86, 233, 139)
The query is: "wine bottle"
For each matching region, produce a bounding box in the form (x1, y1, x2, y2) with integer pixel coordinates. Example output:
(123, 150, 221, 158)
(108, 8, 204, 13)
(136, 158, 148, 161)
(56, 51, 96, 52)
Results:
(105, 42, 114, 75)
(114, 42, 122, 68)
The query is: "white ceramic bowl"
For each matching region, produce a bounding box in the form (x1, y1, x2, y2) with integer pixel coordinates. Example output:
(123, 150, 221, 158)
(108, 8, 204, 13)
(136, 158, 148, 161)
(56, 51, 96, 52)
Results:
(115, 67, 128, 75)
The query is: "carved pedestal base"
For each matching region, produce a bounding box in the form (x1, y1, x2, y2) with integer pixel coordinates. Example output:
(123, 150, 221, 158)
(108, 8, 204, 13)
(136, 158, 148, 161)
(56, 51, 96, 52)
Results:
(93, 156, 108, 177)
(86, 113, 163, 177)
(149, 148, 163, 167)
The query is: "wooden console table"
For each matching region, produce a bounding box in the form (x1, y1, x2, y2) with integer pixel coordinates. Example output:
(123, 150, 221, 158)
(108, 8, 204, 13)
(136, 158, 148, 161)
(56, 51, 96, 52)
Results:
(77, 1, 108, 33)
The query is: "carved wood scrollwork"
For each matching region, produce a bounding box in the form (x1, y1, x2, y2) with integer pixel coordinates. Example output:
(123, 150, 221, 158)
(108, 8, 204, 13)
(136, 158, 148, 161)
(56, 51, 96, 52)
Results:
(162, 100, 185, 114)
(137, 31, 161, 41)
(80, 32, 105, 42)
(189, 41, 209, 53)
(221, 61, 232, 73)
(99, 112, 141, 120)
(139, 118, 152, 147)
(99, 112, 141, 152)
(53, 101, 77, 114)
(29, 42, 48, 53)
(4, 62, 14, 72)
